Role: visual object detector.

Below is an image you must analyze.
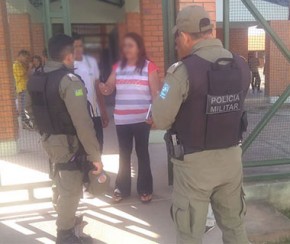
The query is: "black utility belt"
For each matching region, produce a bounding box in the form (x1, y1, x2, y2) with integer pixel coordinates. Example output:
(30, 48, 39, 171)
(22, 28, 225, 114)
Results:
(49, 154, 94, 176)
(164, 131, 241, 161)
(54, 161, 81, 171)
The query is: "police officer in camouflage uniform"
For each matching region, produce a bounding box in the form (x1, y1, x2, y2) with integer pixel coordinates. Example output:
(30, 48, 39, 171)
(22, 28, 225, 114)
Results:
(152, 6, 250, 244)
(26, 34, 102, 244)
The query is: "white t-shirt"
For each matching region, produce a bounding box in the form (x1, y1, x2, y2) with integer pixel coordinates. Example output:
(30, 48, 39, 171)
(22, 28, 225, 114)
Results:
(74, 55, 100, 117)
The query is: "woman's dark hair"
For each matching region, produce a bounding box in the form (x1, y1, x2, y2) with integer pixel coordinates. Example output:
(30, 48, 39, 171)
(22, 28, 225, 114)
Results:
(121, 32, 147, 74)
(32, 55, 42, 67)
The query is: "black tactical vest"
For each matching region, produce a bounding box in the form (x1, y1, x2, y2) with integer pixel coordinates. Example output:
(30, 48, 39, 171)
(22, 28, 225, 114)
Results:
(173, 54, 250, 155)
(27, 67, 76, 135)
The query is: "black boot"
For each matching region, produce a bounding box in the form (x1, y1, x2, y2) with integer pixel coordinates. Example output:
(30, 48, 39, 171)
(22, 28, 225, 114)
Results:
(56, 228, 82, 244)
(74, 215, 94, 244)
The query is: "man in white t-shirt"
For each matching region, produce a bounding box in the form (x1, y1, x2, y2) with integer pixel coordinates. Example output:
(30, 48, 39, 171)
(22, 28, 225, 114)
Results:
(73, 33, 108, 152)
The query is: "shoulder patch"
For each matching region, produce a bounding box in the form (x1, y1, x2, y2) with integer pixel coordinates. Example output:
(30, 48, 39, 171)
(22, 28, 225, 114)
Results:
(67, 73, 80, 82)
(75, 89, 84, 97)
(160, 82, 170, 99)
(167, 61, 183, 74)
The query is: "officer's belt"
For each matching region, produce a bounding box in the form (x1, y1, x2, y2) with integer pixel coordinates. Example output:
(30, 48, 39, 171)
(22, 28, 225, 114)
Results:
(54, 161, 81, 171)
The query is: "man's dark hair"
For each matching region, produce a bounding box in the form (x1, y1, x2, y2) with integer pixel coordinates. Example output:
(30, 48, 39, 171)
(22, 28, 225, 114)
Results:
(48, 34, 74, 62)
(72, 32, 82, 42)
(189, 29, 213, 40)
(18, 49, 30, 57)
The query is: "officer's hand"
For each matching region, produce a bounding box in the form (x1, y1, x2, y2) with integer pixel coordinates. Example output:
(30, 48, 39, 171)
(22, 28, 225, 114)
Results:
(99, 83, 114, 96)
(91, 162, 103, 175)
(145, 117, 153, 125)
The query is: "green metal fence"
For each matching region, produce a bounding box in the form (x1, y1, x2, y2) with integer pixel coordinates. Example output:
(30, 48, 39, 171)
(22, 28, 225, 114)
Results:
(1, 0, 290, 208)
(226, 0, 290, 182)
(163, 0, 290, 185)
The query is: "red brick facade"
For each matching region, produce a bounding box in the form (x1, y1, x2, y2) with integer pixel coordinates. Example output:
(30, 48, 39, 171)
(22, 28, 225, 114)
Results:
(31, 23, 45, 58)
(140, 0, 164, 76)
(126, 12, 142, 35)
(0, 0, 18, 142)
(216, 27, 249, 59)
(8, 14, 45, 59)
(265, 21, 290, 97)
(8, 14, 33, 59)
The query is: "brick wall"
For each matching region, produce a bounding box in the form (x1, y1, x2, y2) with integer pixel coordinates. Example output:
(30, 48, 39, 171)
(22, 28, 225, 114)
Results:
(0, 0, 18, 142)
(126, 12, 142, 35)
(265, 21, 290, 97)
(217, 27, 249, 59)
(117, 22, 127, 46)
(31, 23, 45, 57)
(140, 0, 164, 76)
(8, 13, 33, 60)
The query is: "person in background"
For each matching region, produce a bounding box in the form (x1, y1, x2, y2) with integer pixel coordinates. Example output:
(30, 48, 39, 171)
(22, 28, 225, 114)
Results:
(42, 48, 48, 66)
(13, 49, 31, 129)
(73, 33, 109, 152)
(31, 55, 44, 74)
(99, 32, 160, 203)
(248, 51, 261, 93)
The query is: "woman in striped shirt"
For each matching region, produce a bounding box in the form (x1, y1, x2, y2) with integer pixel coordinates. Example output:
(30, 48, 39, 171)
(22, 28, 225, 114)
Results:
(100, 32, 160, 203)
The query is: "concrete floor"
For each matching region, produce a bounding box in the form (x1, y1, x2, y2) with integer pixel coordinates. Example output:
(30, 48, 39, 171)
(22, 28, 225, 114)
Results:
(1, 92, 290, 243)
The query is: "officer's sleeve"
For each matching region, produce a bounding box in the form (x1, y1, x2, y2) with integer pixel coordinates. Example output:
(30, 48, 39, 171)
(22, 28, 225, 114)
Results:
(59, 74, 101, 162)
(152, 63, 189, 130)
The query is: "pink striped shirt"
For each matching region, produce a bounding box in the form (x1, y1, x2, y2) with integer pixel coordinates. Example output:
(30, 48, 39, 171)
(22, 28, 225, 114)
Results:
(113, 60, 158, 125)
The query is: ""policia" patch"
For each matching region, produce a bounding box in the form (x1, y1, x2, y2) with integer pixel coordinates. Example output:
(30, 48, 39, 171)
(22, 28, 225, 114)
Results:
(206, 92, 242, 114)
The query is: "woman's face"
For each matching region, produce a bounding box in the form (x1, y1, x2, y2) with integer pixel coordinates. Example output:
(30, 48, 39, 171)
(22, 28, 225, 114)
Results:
(123, 37, 139, 61)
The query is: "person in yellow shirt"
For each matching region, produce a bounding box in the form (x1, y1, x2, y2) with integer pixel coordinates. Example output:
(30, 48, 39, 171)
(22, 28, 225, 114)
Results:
(13, 50, 31, 128)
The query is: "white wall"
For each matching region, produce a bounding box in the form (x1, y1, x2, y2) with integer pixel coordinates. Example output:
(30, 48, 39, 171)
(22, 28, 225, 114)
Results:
(7, 0, 140, 24)
(6, 0, 43, 23)
(50, 0, 126, 24)
(125, 0, 140, 13)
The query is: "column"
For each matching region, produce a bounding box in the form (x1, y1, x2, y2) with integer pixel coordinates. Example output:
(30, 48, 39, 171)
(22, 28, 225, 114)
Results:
(0, 0, 18, 156)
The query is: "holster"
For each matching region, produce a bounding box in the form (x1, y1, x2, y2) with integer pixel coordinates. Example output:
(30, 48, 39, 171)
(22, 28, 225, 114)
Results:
(164, 130, 184, 161)
(49, 153, 94, 183)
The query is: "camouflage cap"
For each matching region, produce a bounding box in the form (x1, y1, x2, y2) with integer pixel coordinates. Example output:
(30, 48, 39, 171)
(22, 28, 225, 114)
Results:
(172, 5, 213, 34)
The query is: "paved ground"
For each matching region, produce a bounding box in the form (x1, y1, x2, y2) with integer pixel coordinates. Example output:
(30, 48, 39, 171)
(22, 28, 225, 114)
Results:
(1, 87, 290, 243)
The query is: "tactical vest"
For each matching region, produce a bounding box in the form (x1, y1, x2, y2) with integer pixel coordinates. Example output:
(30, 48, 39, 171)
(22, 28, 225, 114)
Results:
(173, 54, 250, 155)
(27, 67, 76, 135)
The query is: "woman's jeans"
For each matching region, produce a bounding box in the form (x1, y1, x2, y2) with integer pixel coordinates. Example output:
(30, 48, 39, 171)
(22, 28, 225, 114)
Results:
(115, 122, 153, 196)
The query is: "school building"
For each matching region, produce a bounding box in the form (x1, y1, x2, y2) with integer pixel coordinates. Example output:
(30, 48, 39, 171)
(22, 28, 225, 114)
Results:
(0, 0, 290, 156)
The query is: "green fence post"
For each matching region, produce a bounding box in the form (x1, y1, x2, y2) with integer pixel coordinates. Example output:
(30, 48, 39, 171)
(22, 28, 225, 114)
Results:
(242, 85, 290, 153)
(43, 0, 52, 45)
(162, 0, 177, 70)
(223, 0, 230, 50)
(61, 0, 71, 36)
(162, 0, 176, 185)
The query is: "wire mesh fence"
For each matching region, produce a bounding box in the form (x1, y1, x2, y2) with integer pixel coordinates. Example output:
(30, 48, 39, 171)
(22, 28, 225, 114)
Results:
(219, 0, 290, 164)
(1, 0, 290, 190)
(0, 0, 49, 188)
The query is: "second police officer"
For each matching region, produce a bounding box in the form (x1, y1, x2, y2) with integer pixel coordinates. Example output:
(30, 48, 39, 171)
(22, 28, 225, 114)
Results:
(26, 34, 103, 244)
(152, 6, 250, 244)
